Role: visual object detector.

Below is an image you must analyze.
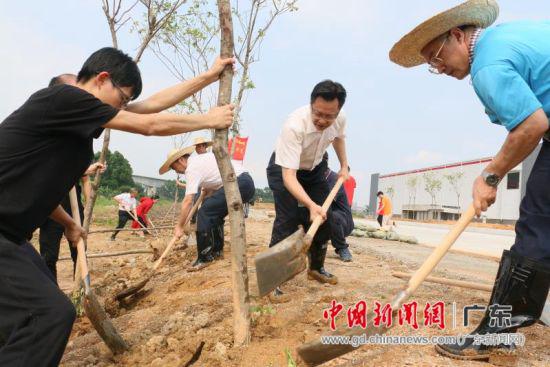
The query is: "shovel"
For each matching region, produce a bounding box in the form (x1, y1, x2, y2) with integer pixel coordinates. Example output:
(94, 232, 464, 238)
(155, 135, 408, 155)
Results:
(296, 204, 476, 366)
(125, 209, 155, 237)
(254, 177, 344, 297)
(114, 190, 205, 301)
(69, 187, 129, 354)
(147, 217, 161, 237)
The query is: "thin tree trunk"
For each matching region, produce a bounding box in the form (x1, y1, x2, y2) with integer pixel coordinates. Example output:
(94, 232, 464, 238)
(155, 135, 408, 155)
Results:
(73, 129, 112, 296)
(215, 0, 250, 347)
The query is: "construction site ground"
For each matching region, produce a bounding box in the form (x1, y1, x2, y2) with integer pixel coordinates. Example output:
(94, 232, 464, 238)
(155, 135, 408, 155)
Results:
(37, 203, 548, 367)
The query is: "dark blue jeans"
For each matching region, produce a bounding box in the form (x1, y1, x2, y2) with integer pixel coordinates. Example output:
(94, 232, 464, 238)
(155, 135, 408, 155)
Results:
(196, 172, 255, 232)
(330, 210, 353, 250)
(512, 140, 550, 263)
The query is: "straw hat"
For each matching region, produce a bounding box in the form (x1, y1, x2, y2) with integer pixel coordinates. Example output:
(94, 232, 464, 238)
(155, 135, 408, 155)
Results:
(389, 0, 499, 67)
(192, 136, 213, 147)
(158, 146, 195, 175)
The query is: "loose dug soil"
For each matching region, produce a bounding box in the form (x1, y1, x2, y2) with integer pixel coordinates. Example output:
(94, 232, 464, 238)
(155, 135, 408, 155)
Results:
(36, 206, 548, 367)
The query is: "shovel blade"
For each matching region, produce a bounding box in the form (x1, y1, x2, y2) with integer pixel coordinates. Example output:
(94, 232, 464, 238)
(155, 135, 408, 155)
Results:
(254, 228, 307, 297)
(114, 274, 153, 301)
(84, 291, 129, 354)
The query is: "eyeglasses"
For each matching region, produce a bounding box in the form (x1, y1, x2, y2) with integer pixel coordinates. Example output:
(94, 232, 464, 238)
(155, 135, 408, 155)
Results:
(428, 36, 448, 75)
(110, 78, 132, 108)
(311, 107, 339, 121)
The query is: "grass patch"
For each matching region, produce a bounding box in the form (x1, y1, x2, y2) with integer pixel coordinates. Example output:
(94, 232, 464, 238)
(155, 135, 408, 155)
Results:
(250, 305, 275, 316)
(285, 348, 297, 367)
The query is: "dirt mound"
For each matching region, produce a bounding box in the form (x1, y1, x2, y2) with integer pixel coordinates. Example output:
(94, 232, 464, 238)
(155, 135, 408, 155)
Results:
(50, 208, 548, 366)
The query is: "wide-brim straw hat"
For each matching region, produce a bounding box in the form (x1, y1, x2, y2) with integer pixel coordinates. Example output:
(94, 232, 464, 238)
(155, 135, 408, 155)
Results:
(192, 136, 213, 147)
(389, 0, 499, 68)
(159, 146, 195, 175)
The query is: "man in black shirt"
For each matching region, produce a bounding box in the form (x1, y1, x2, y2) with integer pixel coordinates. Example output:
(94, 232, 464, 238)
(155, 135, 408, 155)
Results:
(37, 74, 104, 283)
(0, 47, 234, 366)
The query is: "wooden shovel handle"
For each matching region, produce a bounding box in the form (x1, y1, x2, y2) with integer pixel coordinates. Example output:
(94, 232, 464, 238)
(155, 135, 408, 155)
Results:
(69, 187, 90, 288)
(125, 209, 144, 227)
(306, 177, 345, 237)
(152, 190, 206, 271)
(404, 203, 476, 297)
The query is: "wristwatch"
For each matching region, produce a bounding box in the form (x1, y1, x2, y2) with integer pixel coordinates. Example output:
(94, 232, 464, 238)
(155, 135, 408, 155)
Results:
(481, 170, 501, 188)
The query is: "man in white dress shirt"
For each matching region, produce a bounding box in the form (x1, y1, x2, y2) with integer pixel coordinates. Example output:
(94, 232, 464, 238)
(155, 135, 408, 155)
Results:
(160, 146, 255, 270)
(266, 80, 350, 297)
(110, 188, 138, 241)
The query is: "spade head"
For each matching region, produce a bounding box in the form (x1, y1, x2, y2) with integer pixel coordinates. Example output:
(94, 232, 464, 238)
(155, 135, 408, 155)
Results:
(254, 228, 308, 297)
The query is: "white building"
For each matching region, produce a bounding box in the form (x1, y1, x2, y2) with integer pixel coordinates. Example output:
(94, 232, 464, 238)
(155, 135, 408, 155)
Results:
(368, 145, 541, 223)
(132, 175, 170, 196)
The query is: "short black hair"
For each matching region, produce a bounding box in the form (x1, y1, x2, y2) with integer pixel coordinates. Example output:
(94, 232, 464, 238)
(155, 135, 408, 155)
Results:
(77, 47, 142, 100)
(322, 152, 329, 162)
(377, 191, 383, 196)
(152, 194, 160, 200)
(310, 80, 347, 108)
(48, 73, 75, 87)
(48, 76, 63, 87)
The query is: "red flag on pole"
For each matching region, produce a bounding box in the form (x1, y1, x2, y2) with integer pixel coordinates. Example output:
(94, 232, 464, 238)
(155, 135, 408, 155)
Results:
(228, 136, 249, 161)
(232, 136, 248, 160)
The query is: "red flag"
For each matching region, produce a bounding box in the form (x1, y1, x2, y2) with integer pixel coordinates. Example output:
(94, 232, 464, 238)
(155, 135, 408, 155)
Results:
(231, 136, 248, 161)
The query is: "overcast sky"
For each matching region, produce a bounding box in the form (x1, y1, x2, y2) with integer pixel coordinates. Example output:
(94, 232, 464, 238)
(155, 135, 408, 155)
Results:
(1, 0, 548, 206)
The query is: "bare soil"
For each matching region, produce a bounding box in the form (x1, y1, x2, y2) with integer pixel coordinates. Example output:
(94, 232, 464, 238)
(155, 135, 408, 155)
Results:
(43, 206, 548, 367)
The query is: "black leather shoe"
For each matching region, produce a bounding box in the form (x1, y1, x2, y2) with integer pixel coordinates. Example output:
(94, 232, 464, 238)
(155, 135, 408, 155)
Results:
(308, 267, 339, 285)
(268, 287, 290, 303)
(336, 247, 352, 262)
(189, 255, 213, 272)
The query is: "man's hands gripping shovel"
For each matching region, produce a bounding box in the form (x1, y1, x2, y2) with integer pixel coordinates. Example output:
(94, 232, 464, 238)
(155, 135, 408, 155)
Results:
(114, 190, 206, 301)
(254, 177, 345, 297)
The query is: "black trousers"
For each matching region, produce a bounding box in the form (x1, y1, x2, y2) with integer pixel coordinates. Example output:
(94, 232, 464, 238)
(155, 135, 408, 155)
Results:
(197, 173, 256, 233)
(196, 173, 255, 256)
(111, 210, 133, 239)
(0, 234, 76, 367)
(38, 194, 83, 282)
(377, 214, 383, 227)
(39, 219, 79, 283)
(267, 152, 331, 248)
(330, 210, 353, 250)
(512, 139, 550, 262)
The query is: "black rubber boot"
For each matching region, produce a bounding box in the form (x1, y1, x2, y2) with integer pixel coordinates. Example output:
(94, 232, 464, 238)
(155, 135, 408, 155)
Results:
(307, 242, 338, 285)
(211, 224, 225, 260)
(190, 231, 214, 271)
(436, 250, 550, 362)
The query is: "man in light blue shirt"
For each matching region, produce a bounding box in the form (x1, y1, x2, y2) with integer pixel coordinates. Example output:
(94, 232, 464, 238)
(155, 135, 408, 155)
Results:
(390, 0, 550, 362)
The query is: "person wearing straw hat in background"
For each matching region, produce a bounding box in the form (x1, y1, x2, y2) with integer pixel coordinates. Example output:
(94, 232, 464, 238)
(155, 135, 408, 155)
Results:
(192, 136, 213, 154)
(175, 136, 213, 189)
(390, 0, 550, 362)
(159, 145, 255, 270)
